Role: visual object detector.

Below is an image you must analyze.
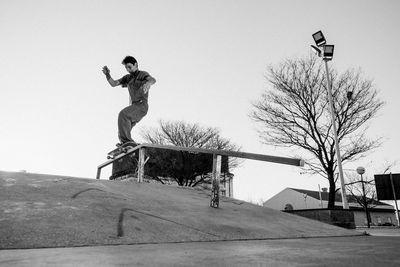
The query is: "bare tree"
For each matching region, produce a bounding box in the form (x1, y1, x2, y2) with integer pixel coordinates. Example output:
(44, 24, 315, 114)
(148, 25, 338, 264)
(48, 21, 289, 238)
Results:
(345, 162, 396, 226)
(141, 120, 241, 187)
(346, 174, 377, 207)
(250, 55, 384, 208)
(346, 172, 376, 226)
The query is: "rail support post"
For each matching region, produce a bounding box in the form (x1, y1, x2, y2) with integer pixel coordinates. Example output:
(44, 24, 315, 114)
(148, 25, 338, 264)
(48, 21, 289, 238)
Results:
(210, 154, 222, 208)
(138, 148, 146, 183)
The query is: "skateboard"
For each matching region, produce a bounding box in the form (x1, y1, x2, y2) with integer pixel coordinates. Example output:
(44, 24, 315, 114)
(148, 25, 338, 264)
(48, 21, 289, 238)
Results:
(107, 142, 139, 159)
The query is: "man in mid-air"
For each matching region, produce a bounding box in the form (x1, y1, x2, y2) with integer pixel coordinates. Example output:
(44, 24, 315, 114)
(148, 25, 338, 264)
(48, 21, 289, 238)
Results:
(102, 56, 156, 147)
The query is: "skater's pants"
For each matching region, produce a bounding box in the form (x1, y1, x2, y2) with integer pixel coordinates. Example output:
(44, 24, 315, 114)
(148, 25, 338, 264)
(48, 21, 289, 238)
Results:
(118, 101, 148, 143)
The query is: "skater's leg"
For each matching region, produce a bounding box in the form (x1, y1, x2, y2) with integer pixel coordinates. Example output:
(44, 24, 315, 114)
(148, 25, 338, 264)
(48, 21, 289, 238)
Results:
(117, 103, 148, 144)
(118, 107, 134, 143)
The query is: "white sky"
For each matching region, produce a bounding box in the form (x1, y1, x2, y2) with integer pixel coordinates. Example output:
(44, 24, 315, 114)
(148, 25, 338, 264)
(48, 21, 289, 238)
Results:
(1, 0, 399, 203)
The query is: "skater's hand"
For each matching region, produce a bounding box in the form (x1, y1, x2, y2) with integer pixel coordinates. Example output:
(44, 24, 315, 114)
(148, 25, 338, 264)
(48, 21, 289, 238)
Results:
(102, 66, 110, 75)
(142, 82, 151, 94)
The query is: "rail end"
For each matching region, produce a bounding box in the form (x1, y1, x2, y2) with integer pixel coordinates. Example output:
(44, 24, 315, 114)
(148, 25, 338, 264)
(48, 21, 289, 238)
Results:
(299, 159, 305, 167)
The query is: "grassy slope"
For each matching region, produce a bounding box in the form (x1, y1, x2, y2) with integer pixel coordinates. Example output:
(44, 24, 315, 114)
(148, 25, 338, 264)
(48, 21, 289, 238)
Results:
(0, 171, 361, 249)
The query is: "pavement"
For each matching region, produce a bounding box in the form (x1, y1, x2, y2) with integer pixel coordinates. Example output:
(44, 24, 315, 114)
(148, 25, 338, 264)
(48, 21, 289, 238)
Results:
(356, 226, 400, 236)
(1, 236, 400, 266)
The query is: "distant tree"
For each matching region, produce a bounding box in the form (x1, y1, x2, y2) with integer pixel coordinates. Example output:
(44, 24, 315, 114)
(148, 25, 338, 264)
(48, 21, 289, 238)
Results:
(141, 120, 241, 187)
(345, 162, 396, 226)
(345, 172, 376, 227)
(346, 175, 377, 208)
(250, 55, 384, 209)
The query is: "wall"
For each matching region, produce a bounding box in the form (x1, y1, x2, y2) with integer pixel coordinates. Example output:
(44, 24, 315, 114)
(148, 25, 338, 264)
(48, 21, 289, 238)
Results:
(285, 209, 356, 229)
(263, 188, 324, 210)
(353, 210, 397, 226)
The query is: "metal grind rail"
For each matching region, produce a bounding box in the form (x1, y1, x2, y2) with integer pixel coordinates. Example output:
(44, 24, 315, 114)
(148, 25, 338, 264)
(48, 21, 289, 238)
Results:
(96, 143, 305, 208)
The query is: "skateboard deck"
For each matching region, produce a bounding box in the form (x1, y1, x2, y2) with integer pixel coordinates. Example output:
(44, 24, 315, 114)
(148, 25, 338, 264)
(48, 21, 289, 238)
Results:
(107, 142, 139, 159)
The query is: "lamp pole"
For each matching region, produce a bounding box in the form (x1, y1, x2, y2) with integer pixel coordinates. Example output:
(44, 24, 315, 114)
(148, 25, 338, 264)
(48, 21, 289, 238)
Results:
(357, 167, 370, 227)
(323, 59, 349, 210)
(312, 31, 349, 209)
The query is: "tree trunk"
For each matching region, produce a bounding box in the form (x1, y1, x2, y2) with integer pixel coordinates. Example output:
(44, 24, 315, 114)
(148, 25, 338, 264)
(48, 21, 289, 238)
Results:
(328, 173, 336, 209)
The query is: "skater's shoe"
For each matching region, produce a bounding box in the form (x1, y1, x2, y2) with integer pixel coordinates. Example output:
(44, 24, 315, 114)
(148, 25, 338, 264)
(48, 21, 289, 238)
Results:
(121, 141, 139, 147)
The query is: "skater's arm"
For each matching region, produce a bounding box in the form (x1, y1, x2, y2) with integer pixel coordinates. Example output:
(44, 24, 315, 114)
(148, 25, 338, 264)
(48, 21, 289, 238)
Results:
(107, 77, 121, 87)
(142, 74, 156, 94)
(145, 76, 156, 85)
(102, 66, 121, 87)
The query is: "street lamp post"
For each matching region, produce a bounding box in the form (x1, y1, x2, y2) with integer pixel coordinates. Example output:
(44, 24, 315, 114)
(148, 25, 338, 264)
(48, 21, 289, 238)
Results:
(324, 60, 349, 210)
(357, 166, 371, 228)
(311, 31, 349, 209)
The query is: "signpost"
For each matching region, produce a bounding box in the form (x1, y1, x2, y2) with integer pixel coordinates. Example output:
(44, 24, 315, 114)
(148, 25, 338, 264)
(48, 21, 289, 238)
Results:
(374, 173, 400, 227)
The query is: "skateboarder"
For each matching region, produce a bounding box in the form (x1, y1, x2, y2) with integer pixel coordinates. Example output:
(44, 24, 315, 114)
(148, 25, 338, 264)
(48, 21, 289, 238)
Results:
(102, 56, 156, 147)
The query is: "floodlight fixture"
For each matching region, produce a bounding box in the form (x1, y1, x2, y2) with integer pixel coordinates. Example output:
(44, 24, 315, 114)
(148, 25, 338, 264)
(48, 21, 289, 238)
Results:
(323, 45, 334, 61)
(312, 31, 326, 47)
(311, 45, 322, 57)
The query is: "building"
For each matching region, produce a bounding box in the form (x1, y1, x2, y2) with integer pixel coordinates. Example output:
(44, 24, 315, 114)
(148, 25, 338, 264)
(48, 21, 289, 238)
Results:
(263, 187, 397, 227)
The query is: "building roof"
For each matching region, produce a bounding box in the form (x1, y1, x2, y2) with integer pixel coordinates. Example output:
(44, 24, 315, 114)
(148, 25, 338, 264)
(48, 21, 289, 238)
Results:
(289, 187, 392, 207)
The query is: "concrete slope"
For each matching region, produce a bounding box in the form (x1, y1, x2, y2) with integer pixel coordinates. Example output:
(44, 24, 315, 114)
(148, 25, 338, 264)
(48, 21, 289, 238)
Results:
(0, 171, 362, 249)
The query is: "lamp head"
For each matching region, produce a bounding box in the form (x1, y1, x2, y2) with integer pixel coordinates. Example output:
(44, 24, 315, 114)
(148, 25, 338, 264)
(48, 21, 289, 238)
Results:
(323, 45, 334, 61)
(356, 166, 365, 175)
(312, 31, 326, 47)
